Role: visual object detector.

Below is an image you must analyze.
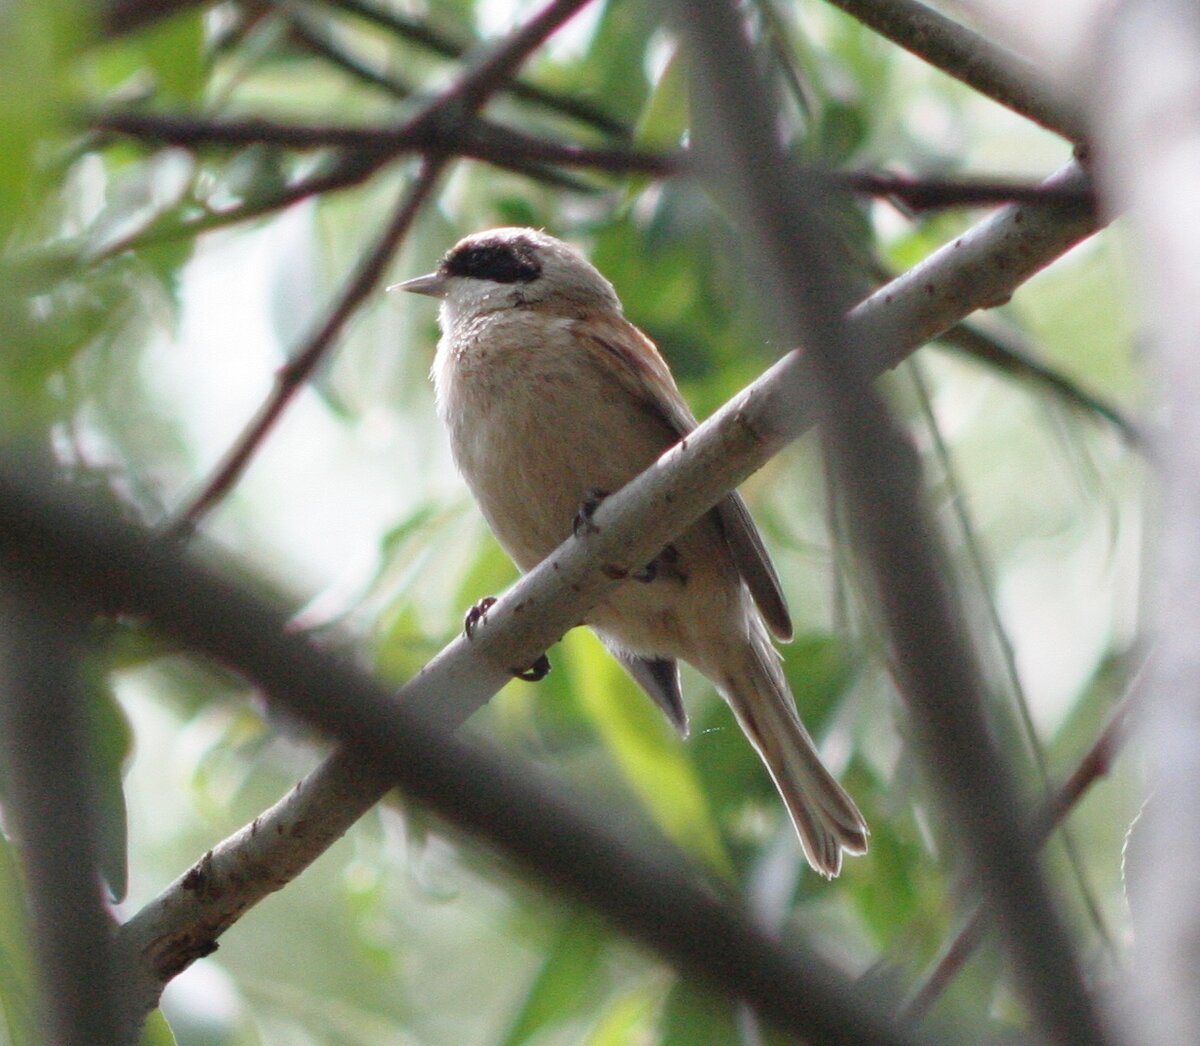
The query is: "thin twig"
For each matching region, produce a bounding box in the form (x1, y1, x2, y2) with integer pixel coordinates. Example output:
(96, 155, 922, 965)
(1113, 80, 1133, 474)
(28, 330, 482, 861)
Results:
(167, 158, 442, 538)
(908, 356, 1115, 956)
(278, 16, 620, 193)
(936, 321, 1145, 449)
(310, 0, 629, 137)
(904, 679, 1139, 1020)
(168, 0, 599, 534)
(92, 149, 390, 263)
(664, 1, 1109, 1042)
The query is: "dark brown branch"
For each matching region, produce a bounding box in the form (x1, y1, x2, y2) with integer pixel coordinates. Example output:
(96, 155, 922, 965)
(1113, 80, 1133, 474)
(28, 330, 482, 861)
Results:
(664, 1, 1110, 1043)
(0, 464, 923, 1046)
(167, 158, 442, 539)
(93, 110, 1102, 209)
(168, 0, 598, 534)
(312, 0, 628, 137)
(100, 0, 209, 37)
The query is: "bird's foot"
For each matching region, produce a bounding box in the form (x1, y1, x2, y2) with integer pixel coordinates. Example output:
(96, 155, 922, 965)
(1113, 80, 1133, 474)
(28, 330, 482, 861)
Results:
(513, 654, 551, 682)
(463, 596, 497, 639)
(464, 596, 551, 682)
(572, 488, 610, 537)
(632, 543, 680, 583)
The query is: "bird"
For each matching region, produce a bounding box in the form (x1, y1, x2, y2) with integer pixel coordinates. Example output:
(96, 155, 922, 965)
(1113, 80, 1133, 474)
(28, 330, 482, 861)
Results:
(395, 227, 867, 876)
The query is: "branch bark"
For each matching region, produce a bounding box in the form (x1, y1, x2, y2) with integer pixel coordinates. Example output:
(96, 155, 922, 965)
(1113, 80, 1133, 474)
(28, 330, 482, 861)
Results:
(0, 464, 924, 1046)
(820, 0, 1085, 140)
(664, 1, 1109, 1042)
(110, 156, 1099, 1014)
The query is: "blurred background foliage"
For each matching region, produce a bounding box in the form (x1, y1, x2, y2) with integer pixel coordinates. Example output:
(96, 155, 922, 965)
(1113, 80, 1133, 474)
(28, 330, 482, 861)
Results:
(0, 1, 1141, 1043)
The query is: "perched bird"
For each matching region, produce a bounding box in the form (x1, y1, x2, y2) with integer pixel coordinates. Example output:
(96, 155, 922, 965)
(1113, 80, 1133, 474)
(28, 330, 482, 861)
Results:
(396, 227, 867, 876)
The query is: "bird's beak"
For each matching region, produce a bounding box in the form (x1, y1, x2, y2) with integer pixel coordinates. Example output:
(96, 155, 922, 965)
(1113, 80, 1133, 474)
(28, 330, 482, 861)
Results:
(389, 271, 447, 298)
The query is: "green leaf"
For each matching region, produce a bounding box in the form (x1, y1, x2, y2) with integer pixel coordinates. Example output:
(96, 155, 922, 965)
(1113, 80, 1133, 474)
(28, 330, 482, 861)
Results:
(659, 976, 739, 1046)
(583, 980, 661, 1045)
(0, 832, 39, 1046)
(137, 1009, 179, 1046)
(500, 912, 607, 1046)
(562, 630, 732, 877)
(634, 45, 688, 152)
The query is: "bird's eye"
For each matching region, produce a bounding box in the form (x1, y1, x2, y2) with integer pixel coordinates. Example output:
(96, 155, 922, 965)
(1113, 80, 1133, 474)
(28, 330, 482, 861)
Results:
(442, 240, 542, 283)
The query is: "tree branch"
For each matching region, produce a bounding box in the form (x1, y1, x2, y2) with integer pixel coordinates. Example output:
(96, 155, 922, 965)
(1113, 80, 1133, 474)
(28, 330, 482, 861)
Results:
(819, 0, 1085, 141)
(110, 155, 1099, 1010)
(905, 676, 1140, 1020)
(168, 0, 598, 534)
(167, 158, 442, 539)
(0, 463, 923, 1046)
(0, 561, 125, 1043)
(310, 0, 629, 137)
(664, 1, 1109, 1041)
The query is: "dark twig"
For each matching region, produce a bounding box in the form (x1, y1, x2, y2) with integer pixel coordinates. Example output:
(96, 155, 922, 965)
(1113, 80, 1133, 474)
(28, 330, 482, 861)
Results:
(0, 465, 924, 1046)
(93, 149, 389, 264)
(905, 680, 1139, 1020)
(937, 320, 1145, 449)
(168, 0, 598, 534)
(167, 158, 441, 539)
(311, 0, 629, 137)
(94, 109, 1104, 211)
(664, 1, 1110, 1043)
(101, 0, 208, 37)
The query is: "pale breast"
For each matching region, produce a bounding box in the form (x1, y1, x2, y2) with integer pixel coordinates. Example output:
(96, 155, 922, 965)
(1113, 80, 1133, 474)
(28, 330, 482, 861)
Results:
(433, 309, 681, 570)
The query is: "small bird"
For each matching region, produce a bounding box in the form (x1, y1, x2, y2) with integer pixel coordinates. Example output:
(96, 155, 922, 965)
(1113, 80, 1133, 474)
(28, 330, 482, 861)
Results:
(396, 227, 867, 876)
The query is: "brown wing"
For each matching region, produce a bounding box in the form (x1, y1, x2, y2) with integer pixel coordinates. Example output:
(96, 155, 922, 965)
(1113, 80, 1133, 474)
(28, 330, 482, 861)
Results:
(574, 315, 792, 640)
(715, 493, 792, 640)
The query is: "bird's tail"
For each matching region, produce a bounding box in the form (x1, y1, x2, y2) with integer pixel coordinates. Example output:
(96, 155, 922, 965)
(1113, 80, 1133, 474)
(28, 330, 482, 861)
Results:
(717, 627, 868, 877)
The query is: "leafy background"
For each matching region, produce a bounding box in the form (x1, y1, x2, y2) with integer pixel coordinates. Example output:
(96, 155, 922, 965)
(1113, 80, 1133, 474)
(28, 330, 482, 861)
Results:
(0, 1, 1140, 1043)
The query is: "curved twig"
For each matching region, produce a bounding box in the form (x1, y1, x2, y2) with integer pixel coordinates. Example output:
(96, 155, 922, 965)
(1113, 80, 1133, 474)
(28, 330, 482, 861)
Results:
(116, 157, 1099, 1012)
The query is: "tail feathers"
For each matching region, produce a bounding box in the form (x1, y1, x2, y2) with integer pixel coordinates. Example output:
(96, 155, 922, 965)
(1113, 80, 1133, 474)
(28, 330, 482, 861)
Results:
(722, 634, 868, 878)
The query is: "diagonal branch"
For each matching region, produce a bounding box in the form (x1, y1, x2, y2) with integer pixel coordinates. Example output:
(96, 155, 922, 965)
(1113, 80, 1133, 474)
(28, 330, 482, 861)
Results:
(904, 676, 1140, 1020)
(168, 0, 598, 534)
(167, 158, 442, 538)
(116, 158, 1099, 1008)
(0, 465, 923, 1046)
(664, 0, 1109, 1041)
(310, 0, 629, 136)
(820, 0, 1085, 141)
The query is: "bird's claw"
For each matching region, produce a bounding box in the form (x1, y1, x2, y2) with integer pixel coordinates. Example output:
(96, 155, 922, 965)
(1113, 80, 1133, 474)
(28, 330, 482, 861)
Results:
(465, 597, 550, 681)
(512, 653, 551, 682)
(463, 596, 497, 639)
(633, 543, 679, 584)
(572, 488, 610, 537)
